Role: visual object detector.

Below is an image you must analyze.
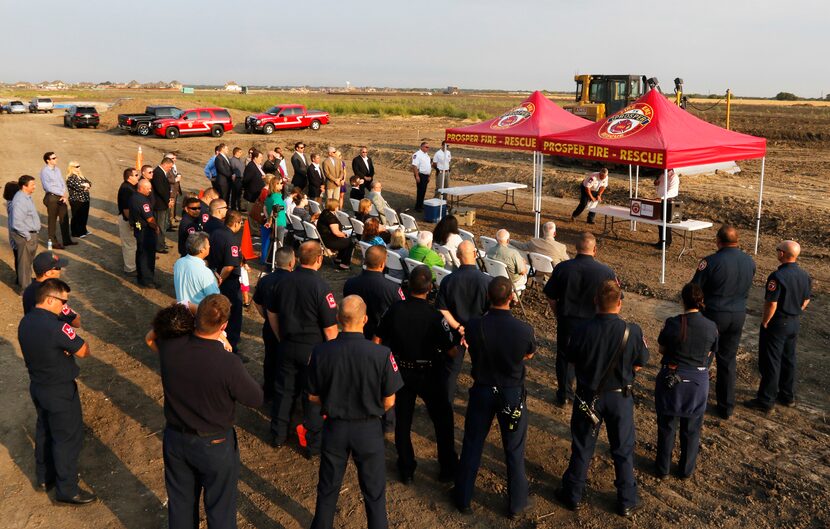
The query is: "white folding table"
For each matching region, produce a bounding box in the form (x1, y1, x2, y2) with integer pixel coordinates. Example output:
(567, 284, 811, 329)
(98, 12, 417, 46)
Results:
(438, 182, 528, 212)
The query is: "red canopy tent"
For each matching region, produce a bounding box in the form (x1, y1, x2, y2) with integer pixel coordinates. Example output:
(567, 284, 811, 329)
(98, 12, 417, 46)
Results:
(445, 91, 591, 236)
(540, 88, 767, 282)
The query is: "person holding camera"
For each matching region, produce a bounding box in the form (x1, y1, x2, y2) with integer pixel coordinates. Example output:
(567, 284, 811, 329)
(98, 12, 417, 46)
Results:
(654, 283, 718, 480)
(555, 279, 649, 517)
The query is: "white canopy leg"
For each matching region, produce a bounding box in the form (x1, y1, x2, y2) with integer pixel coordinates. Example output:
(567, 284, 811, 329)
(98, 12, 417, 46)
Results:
(661, 168, 668, 284)
(754, 157, 766, 254)
(633, 166, 640, 231)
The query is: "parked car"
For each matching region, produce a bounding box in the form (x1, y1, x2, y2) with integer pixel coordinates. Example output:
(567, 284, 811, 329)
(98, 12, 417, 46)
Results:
(64, 105, 100, 128)
(5, 100, 28, 114)
(244, 104, 330, 134)
(118, 106, 182, 136)
(29, 97, 54, 113)
(152, 107, 233, 139)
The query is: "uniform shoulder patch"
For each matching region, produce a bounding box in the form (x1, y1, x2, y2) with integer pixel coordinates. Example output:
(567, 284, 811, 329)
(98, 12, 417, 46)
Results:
(325, 292, 336, 309)
(202, 213, 209, 223)
(62, 323, 76, 340)
(767, 279, 777, 292)
(397, 287, 405, 300)
(231, 245, 239, 257)
(187, 227, 195, 234)
(389, 352, 398, 372)
(142, 203, 151, 213)
(61, 304, 71, 316)
(697, 259, 707, 271)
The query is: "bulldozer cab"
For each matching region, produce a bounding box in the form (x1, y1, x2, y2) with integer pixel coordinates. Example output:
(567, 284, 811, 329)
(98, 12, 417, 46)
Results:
(566, 75, 645, 121)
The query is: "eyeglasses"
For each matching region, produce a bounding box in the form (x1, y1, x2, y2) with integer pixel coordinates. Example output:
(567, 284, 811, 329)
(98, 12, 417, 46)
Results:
(297, 146, 305, 149)
(49, 157, 57, 160)
(49, 295, 68, 305)
(73, 165, 81, 168)
(186, 207, 200, 211)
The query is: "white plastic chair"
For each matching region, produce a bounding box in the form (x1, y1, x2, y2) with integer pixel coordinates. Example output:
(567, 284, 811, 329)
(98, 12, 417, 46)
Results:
(404, 257, 425, 275)
(528, 252, 554, 289)
(303, 221, 320, 241)
(459, 229, 475, 243)
(358, 241, 372, 259)
(386, 250, 406, 274)
(369, 204, 379, 217)
(434, 244, 459, 270)
(405, 232, 419, 246)
(479, 236, 498, 254)
(349, 198, 360, 213)
(335, 210, 353, 234)
(288, 214, 307, 241)
(350, 218, 364, 237)
(432, 266, 451, 287)
(308, 200, 322, 215)
(383, 207, 400, 226)
(483, 256, 526, 316)
(399, 213, 419, 234)
(384, 273, 403, 285)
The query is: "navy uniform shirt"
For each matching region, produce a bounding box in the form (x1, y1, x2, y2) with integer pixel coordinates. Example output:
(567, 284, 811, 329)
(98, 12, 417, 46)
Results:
(158, 334, 263, 433)
(343, 270, 406, 339)
(308, 332, 404, 419)
(657, 312, 719, 368)
(253, 268, 291, 342)
(691, 247, 756, 312)
(268, 267, 338, 345)
(22, 280, 78, 324)
(544, 254, 618, 319)
(203, 216, 225, 236)
(566, 314, 649, 391)
(117, 181, 136, 221)
(765, 262, 811, 317)
(376, 297, 453, 363)
(208, 225, 242, 280)
(129, 192, 154, 232)
(465, 309, 536, 388)
(177, 213, 202, 257)
(18, 308, 85, 385)
(436, 264, 491, 325)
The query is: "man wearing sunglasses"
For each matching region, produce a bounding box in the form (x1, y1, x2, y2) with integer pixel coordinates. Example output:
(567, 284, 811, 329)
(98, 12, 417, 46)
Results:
(21, 251, 82, 328)
(18, 278, 95, 505)
(177, 197, 204, 257)
(39, 152, 75, 249)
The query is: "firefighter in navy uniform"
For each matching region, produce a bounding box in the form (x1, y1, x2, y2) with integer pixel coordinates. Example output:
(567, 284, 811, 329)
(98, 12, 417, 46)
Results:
(343, 245, 406, 340)
(746, 240, 811, 414)
(267, 241, 338, 455)
(177, 196, 203, 257)
(375, 265, 457, 484)
(146, 294, 263, 529)
(654, 283, 719, 479)
(556, 279, 649, 517)
(22, 252, 81, 329)
(208, 209, 245, 358)
(690, 225, 755, 419)
(454, 277, 536, 520)
(18, 278, 96, 504)
(253, 246, 296, 401)
(130, 178, 159, 288)
(308, 295, 403, 529)
(544, 232, 618, 406)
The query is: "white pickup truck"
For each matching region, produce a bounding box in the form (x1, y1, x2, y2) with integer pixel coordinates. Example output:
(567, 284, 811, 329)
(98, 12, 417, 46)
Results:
(29, 97, 54, 113)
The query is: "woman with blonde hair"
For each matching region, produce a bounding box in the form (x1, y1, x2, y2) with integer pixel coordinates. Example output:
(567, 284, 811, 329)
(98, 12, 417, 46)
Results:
(356, 198, 373, 223)
(66, 161, 92, 238)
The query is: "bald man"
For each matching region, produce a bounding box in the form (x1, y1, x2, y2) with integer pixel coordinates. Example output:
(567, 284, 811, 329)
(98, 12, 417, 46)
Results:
(308, 295, 403, 529)
(130, 179, 160, 287)
(485, 229, 528, 289)
(746, 240, 811, 414)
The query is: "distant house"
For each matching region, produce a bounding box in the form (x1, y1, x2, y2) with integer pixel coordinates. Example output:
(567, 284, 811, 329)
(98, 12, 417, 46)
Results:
(224, 82, 243, 93)
(127, 80, 142, 89)
(445, 86, 460, 95)
(169, 80, 183, 90)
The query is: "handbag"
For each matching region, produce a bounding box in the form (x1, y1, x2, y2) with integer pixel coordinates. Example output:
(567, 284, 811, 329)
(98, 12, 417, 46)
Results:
(575, 323, 630, 427)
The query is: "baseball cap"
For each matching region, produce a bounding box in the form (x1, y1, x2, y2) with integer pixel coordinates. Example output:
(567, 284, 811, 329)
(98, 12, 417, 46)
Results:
(33, 251, 69, 276)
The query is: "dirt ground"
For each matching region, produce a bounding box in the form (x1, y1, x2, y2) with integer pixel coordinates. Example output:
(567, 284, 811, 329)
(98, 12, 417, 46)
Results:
(0, 103, 827, 529)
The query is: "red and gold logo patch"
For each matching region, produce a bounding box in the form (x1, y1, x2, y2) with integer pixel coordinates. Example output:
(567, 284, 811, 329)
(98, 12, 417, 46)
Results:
(490, 102, 535, 130)
(598, 103, 654, 140)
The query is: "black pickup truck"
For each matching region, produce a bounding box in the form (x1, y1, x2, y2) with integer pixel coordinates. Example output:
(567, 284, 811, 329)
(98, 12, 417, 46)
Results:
(118, 106, 182, 136)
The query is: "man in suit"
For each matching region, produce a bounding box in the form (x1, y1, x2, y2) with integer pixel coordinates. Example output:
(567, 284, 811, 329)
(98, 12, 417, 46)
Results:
(229, 147, 246, 211)
(367, 182, 391, 225)
(321, 146, 343, 201)
(352, 146, 375, 192)
(307, 153, 324, 200)
(214, 143, 232, 203)
(291, 142, 308, 191)
(512, 221, 569, 267)
(151, 157, 174, 253)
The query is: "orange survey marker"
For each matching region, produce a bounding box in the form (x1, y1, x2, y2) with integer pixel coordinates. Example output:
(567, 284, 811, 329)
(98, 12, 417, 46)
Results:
(296, 424, 307, 448)
(135, 146, 143, 171)
(240, 219, 257, 260)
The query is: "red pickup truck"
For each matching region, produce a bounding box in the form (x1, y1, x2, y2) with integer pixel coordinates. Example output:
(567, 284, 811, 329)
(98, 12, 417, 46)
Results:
(153, 107, 233, 139)
(244, 104, 330, 134)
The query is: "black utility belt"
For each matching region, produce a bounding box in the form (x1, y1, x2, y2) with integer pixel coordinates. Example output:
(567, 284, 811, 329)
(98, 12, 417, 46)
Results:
(166, 423, 227, 437)
(398, 359, 434, 370)
(327, 416, 380, 422)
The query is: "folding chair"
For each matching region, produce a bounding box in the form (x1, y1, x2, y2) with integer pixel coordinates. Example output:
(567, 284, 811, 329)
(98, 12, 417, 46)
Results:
(528, 252, 554, 290)
(404, 257, 425, 276)
(432, 266, 451, 287)
(458, 229, 475, 243)
(308, 200, 322, 215)
(349, 198, 360, 213)
(434, 244, 459, 270)
(483, 256, 527, 317)
(399, 213, 419, 234)
(304, 221, 335, 263)
(383, 206, 401, 227)
(335, 209, 353, 236)
(385, 250, 407, 280)
(350, 218, 364, 238)
(479, 235, 498, 254)
(288, 213, 308, 243)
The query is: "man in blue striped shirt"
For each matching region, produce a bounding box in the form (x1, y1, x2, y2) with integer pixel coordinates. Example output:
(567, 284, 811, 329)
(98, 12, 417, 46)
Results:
(39, 152, 74, 248)
(10, 175, 42, 288)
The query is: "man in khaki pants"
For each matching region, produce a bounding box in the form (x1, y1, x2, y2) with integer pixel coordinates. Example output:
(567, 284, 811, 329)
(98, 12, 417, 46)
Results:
(321, 146, 343, 200)
(117, 168, 139, 275)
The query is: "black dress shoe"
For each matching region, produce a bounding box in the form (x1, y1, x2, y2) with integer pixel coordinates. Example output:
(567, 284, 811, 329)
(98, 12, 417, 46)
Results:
(56, 489, 97, 505)
(777, 397, 796, 408)
(455, 504, 473, 515)
(554, 487, 583, 511)
(744, 398, 773, 415)
(270, 434, 286, 448)
(37, 481, 54, 492)
(716, 406, 732, 420)
(618, 501, 642, 517)
(508, 497, 534, 520)
(555, 397, 569, 409)
(64, 240, 78, 246)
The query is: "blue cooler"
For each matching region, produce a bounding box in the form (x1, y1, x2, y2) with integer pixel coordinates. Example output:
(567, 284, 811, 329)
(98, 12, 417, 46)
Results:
(423, 198, 447, 223)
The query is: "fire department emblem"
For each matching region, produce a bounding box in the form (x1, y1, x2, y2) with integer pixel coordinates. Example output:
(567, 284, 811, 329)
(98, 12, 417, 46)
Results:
(599, 103, 654, 140)
(490, 102, 535, 130)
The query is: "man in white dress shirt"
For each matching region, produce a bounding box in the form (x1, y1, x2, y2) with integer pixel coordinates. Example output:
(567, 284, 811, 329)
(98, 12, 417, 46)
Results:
(432, 141, 452, 197)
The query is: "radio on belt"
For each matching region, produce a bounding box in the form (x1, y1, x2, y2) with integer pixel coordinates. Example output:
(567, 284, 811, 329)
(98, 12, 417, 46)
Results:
(629, 198, 684, 223)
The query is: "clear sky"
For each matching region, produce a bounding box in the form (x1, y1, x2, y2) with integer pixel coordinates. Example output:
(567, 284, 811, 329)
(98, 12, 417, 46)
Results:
(3, 0, 826, 98)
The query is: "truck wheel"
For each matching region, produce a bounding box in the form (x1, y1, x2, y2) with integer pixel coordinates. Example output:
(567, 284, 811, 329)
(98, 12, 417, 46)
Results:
(165, 127, 180, 139)
(211, 125, 224, 137)
(263, 123, 275, 135)
(310, 120, 321, 131)
(137, 123, 150, 136)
